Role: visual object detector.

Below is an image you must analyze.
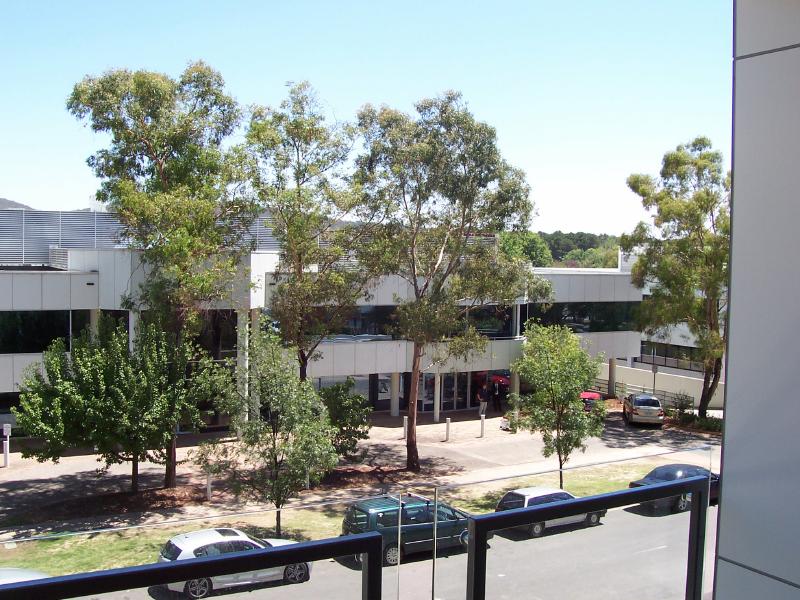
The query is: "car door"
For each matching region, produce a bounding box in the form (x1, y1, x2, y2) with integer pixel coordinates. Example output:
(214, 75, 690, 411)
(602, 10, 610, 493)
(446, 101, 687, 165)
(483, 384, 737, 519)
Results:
(228, 539, 281, 584)
(400, 505, 434, 553)
(432, 505, 461, 548)
(194, 542, 238, 589)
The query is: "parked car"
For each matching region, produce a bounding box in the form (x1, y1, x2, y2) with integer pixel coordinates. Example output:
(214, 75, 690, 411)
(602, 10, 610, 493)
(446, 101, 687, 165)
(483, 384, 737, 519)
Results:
(494, 487, 606, 537)
(580, 391, 602, 412)
(158, 528, 311, 599)
(341, 495, 472, 566)
(622, 393, 665, 426)
(0, 568, 48, 585)
(628, 464, 720, 512)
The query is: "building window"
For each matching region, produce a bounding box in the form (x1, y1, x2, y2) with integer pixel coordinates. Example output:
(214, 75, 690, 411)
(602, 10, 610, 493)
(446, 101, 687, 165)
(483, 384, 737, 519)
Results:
(525, 302, 640, 333)
(0, 311, 71, 353)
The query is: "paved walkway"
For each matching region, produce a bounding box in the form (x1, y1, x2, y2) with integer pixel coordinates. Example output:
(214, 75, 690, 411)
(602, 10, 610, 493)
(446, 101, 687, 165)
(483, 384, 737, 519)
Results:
(0, 409, 720, 540)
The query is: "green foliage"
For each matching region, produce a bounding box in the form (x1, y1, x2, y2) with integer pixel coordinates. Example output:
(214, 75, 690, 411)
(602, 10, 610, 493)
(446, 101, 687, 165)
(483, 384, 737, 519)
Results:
(510, 322, 604, 488)
(355, 91, 550, 469)
(498, 231, 553, 267)
(193, 322, 337, 536)
(620, 137, 729, 417)
(68, 62, 258, 328)
(246, 82, 384, 378)
(318, 378, 372, 458)
(538, 231, 618, 262)
(13, 317, 211, 492)
(560, 239, 619, 268)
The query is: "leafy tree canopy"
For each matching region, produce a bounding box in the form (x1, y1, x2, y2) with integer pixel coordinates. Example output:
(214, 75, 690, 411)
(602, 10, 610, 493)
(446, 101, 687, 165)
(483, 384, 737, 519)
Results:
(498, 230, 553, 267)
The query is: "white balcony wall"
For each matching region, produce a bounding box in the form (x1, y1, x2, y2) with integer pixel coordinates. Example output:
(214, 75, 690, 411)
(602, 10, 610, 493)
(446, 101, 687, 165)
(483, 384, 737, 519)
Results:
(0, 353, 43, 393)
(0, 271, 99, 310)
(533, 268, 642, 303)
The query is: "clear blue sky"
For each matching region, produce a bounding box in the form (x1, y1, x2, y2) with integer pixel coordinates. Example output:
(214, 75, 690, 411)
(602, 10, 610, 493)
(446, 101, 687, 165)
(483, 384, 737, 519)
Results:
(1, 0, 732, 234)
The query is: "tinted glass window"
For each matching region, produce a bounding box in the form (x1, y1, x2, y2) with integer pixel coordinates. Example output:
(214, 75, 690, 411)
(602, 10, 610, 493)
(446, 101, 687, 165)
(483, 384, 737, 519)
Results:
(402, 506, 429, 524)
(436, 506, 457, 521)
(345, 507, 370, 531)
(552, 492, 574, 502)
(634, 397, 661, 407)
(228, 540, 257, 552)
(161, 541, 182, 561)
(376, 510, 399, 528)
(0, 311, 70, 353)
(526, 302, 640, 332)
(528, 494, 560, 506)
(499, 493, 525, 510)
(650, 467, 683, 481)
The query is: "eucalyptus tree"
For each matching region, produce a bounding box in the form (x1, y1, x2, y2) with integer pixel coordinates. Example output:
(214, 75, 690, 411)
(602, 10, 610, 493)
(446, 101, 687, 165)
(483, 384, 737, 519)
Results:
(246, 82, 385, 379)
(621, 137, 729, 418)
(67, 62, 258, 485)
(356, 92, 549, 471)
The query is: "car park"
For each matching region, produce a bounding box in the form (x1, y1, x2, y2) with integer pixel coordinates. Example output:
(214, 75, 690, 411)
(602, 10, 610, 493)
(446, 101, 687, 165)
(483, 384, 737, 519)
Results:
(622, 393, 665, 426)
(341, 494, 472, 566)
(494, 487, 605, 537)
(628, 464, 720, 512)
(158, 528, 311, 598)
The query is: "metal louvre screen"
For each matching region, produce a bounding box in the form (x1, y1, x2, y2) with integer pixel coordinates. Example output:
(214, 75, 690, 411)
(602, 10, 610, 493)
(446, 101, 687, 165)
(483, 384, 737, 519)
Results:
(0, 209, 279, 266)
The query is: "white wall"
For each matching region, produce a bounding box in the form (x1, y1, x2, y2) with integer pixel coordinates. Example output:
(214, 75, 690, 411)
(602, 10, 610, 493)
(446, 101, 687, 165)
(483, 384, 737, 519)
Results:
(0, 353, 42, 394)
(0, 271, 99, 310)
(716, 2, 800, 596)
(601, 363, 724, 410)
(534, 268, 642, 303)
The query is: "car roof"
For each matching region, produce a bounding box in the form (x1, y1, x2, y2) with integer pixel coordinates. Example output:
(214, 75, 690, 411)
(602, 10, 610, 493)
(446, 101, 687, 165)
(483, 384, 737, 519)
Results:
(351, 495, 432, 513)
(633, 393, 659, 400)
(649, 463, 710, 474)
(168, 528, 248, 549)
(509, 487, 575, 498)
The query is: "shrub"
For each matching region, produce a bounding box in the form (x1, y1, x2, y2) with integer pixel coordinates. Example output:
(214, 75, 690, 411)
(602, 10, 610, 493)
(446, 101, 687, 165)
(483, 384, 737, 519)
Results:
(318, 378, 372, 459)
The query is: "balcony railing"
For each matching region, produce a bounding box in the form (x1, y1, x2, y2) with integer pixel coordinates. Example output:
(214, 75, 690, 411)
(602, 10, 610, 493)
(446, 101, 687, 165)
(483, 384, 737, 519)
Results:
(0, 531, 383, 600)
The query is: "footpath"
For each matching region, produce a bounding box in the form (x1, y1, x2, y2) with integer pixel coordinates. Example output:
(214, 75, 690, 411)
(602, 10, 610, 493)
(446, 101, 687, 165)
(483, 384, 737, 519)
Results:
(0, 411, 720, 541)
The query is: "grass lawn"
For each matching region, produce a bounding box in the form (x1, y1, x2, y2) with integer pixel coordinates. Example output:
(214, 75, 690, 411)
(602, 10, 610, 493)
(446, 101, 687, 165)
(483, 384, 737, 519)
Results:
(0, 459, 667, 576)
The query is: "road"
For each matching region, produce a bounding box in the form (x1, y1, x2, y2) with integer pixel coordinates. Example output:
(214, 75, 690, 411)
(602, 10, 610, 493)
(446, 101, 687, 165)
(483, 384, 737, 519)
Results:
(87, 506, 718, 600)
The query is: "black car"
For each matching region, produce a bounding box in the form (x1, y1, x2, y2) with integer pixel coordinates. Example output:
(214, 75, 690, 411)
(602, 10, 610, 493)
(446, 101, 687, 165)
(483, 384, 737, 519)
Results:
(629, 464, 720, 512)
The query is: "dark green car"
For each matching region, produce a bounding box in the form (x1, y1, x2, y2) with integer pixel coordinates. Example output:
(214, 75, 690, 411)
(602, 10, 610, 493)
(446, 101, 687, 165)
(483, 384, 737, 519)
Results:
(341, 495, 471, 566)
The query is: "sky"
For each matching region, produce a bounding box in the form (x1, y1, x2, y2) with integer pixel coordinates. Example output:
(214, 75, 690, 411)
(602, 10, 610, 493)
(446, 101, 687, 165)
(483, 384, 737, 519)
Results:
(0, 1, 732, 235)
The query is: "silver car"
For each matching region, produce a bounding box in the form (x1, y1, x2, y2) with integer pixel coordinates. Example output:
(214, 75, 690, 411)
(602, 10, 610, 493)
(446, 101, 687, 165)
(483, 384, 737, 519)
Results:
(495, 487, 605, 537)
(623, 393, 665, 426)
(158, 528, 312, 599)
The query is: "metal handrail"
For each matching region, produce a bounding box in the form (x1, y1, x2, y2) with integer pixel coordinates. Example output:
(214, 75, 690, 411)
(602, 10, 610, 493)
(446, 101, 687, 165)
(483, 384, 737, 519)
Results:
(465, 476, 710, 600)
(0, 531, 383, 600)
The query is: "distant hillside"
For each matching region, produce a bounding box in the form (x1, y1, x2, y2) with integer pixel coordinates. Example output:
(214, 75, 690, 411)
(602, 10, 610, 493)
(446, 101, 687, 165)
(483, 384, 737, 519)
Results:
(0, 198, 32, 210)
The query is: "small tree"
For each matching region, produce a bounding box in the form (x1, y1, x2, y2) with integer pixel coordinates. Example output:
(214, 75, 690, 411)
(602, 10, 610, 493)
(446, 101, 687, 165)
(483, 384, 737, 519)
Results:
(195, 323, 337, 536)
(318, 378, 372, 458)
(511, 322, 604, 489)
(498, 231, 553, 267)
(14, 319, 203, 493)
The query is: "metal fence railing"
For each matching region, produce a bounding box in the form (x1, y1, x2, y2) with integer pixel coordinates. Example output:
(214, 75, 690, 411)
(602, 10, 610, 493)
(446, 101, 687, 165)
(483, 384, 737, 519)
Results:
(464, 476, 711, 600)
(614, 381, 696, 408)
(0, 532, 383, 600)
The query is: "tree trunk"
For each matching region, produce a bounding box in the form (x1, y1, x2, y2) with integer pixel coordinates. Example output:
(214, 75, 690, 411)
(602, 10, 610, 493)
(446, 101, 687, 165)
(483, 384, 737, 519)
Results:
(276, 508, 282, 538)
(406, 342, 423, 472)
(298, 351, 308, 381)
(131, 457, 139, 494)
(164, 435, 177, 488)
(558, 454, 564, 489)
(698, 356, 723, 419)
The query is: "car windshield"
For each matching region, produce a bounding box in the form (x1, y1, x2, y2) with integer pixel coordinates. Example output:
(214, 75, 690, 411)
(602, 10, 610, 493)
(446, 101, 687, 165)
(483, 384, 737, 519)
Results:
(635, 397, 661, 407)
(344, 506, 369, 531)
(160, 541, 182, 561)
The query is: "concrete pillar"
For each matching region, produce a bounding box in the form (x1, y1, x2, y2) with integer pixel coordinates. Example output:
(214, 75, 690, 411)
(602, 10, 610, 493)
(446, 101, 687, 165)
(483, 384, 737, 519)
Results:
(127, 310, 138, 353)
(467, 371, 472, 408)
(433, 373, 441, 423)
(89, 308, 100, 336)
(390, 372, 400, 417)
(512, 303, 521, 337)
(236, 308, 250, 419)
(607, 358, 617, 397)
(511, 372, 520, 396)
(249, 308, 260, 417)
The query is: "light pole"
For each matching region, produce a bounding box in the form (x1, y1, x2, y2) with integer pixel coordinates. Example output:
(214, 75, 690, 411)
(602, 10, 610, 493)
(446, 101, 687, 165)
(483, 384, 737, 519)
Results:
(652, 364, 659, 394)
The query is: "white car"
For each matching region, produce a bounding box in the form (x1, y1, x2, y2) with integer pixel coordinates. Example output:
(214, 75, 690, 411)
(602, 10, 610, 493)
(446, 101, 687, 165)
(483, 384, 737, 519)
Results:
(494, 487, 605, 537)
(623, 393, 665, 426)
(0, 568, 48, 585)
(158, 528, 311, 599)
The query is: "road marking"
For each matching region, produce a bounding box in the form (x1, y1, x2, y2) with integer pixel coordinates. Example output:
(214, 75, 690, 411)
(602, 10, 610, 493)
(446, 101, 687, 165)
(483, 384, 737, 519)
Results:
(634, 544, 668, 554)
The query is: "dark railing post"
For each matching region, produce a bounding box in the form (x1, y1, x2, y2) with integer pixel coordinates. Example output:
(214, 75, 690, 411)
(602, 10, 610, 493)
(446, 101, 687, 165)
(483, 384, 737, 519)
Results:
(361, 530, 383, 600)
(685, 483, 709, 600)
(465, 517, 487, 600)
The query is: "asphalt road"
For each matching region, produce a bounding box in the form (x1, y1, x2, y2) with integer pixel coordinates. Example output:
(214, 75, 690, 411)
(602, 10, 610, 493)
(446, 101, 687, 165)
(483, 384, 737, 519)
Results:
(85, 505, 717, 600)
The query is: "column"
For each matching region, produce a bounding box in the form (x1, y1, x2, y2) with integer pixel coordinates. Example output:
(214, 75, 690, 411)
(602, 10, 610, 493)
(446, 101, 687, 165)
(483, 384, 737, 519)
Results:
(433, 373, 441, 423)
(511, 372, 520, 396)
(512, 303, 521, 336)
(127, 310, 138, 353)
(89, 309, 100, 336)
(466, 371, 472, 409)
(249, 308, 260, 417)
(236, 308, 250, 420)
(390, 372, 400, 417)
(607, 358, 616, 397)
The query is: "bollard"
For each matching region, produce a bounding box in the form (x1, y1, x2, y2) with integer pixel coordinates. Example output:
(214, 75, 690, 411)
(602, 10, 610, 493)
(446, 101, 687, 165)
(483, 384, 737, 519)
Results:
(206, 472, 212, 501)
(2, 439, 8, 468)
(480, 414, 486, 438)
(445, 417, 451, 442)
(403, 415, 408, 440)
(305, 470, 310, 490)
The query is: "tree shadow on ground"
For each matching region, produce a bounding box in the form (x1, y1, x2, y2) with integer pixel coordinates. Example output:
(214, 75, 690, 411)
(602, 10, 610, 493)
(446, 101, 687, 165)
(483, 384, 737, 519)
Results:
(600, 413, 718, 451)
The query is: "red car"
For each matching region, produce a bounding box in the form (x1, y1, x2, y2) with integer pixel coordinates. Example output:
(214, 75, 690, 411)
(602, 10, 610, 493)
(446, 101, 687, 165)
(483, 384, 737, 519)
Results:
(580, 391, 602, 412)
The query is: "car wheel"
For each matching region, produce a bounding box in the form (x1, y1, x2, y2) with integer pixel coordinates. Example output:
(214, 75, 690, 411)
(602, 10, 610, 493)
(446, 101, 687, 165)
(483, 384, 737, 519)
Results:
(672, 494, 691, 513)
(530, 522, 545, 538)
(459, 529, 470, 548)
(383, 543, 401, 566)
(585, 512, 601, 527)
(283, 562, 310, 584)
(184, 578, 212, 599)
